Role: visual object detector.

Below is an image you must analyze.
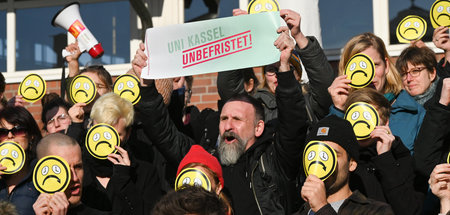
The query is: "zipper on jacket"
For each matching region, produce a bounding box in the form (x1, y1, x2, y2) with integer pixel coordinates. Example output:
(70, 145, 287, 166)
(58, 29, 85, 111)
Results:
(251, 162, 263, 215)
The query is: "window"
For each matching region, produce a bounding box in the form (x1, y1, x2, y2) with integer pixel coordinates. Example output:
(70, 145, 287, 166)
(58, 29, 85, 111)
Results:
(0, 10, 5, 72)
(76, 1, 130, 67)
(185, 0, 239, 22)
(389, 0, 434, 45)
(319, 0, 373, 50)
(16, 6, 64, 71)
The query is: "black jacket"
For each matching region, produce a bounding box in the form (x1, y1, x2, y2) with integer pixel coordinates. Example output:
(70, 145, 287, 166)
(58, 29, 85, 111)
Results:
(82, 155, 162, 215)
(350, 137, 424, 215)
(216, 36, 335, 122)
(137, 70, 308, 214)
(295, 190, 394, 215)
(413, 59, 450, 179)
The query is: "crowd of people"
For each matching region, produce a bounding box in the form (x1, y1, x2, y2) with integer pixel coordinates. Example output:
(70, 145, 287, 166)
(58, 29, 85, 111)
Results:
(0, 7, 448, 215)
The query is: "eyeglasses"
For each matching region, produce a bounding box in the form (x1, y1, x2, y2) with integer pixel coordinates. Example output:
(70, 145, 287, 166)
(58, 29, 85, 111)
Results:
(0, 126, 26, 140)
(47, 113, 70, 128)
(401, 67, 426, 80)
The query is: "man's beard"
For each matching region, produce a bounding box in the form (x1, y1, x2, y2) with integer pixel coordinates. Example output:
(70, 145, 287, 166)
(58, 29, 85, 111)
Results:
(218, 131, 247, 166)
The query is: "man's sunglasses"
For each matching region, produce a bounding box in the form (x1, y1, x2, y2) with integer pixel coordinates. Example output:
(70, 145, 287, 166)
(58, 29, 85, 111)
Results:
(0, 126, 26, 140)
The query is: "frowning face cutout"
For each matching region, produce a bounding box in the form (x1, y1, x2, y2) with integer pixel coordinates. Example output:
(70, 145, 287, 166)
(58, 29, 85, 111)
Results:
(33, 155, 71, 194)
(175, 168, 211, 191)
(430, 0, 450, 28)
(344, 102, 380, 140)
(0, 141, 26, 174)
(70, 75, 96, 104)
(85, 123, 120, 159)
(18, 74, 46, 103)
(303, 141, 337, 181)
(113, 74, 141, 105)
(396, 15, 427, 43)
(344, 53, 375, 88)
(247, 0, 279, 14)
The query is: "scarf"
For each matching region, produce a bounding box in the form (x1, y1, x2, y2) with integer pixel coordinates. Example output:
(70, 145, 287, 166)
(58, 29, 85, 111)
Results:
(413, 76, 440, 105)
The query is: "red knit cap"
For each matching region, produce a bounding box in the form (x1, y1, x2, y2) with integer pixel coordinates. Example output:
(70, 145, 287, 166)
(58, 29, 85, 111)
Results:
(177, 145, 224, 186)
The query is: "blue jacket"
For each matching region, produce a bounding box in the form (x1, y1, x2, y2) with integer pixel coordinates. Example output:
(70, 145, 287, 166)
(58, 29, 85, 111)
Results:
(0, 161, 40, 215)
(329, 90, 425, 154)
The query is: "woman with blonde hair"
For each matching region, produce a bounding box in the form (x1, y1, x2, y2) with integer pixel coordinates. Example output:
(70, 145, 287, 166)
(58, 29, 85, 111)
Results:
(328, 32, 425, 154)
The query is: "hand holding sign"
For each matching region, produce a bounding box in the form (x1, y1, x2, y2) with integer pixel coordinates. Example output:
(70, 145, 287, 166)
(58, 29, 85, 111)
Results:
(434, 26, 450, 52)
(372, 126, 395, 155)
(301, 175, 328, 212)
(328, 75, 352, 111)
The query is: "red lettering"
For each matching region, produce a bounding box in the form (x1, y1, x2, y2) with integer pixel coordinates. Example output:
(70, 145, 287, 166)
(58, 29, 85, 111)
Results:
(225, 41, 230, 52)
(203, 47, 208, 59)
(196, 50, 202, 61)
(237, 37, 243, 49)
(230, 38, 236, 50)
(242, 35, 248, 46)
(214, 44, 221, 55)
(183, 54, 188, 65)
(189, 52, 195, 63)
(209, 46, 214, 58)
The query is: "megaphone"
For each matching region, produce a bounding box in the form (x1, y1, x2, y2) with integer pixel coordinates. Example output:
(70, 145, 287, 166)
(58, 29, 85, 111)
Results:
(52, 2, 104, 59)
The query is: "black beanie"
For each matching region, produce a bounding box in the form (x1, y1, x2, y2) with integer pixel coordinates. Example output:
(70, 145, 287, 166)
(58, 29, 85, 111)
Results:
(306, 115, 360, 162)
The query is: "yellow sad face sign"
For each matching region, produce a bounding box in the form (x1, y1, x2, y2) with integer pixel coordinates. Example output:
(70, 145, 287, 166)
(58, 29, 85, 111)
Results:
(70, 75, 97, 104)
(303, 141, 337, 181)
(113, 74, 141, 105)
(344, 102, 380, 140)
(175, 168, 211, 191)
(18, 74, 46, 103)
(430, 0, 450, 28)
(85, 123, 120, 160)
(247, 0, 279, 14)
(33, 155, 71, 194)
(396, 15, 427, 43)
(344, 53, 375, 88)
(0, 141, 26, 174)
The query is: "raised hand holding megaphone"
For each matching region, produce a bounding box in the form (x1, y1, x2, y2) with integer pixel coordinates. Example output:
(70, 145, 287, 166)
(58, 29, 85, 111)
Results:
(52, 2, 104, 59)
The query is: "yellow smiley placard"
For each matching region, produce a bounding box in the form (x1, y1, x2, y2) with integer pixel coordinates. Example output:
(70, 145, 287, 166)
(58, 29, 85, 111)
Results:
(70, 75, 97, 104)
(430, 0, 450, 28)
(175, 168, 211, 191)
(113, 74, 141, 105)
(303, 141, 337, 181)
(0, 141, 26, 174)
(344, 102, 380, 140)
(447, 152, 450, 163)
(344, 53, 375, 88)
(396, 15, 427, 43)
(247, 0, 279, 14)
(33, 155, 71, 194)
(18, 74, 46, 103)
(85, 123, 120, 160)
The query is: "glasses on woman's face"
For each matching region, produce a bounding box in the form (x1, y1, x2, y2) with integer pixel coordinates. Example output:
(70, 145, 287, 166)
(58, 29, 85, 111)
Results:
(401, 67, 426, 80)
(47, 113, 70, 128)
(0, 126, 27, 140)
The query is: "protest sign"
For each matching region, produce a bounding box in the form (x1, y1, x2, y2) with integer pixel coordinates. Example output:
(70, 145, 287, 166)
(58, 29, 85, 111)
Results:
(142, 12, 281, 79)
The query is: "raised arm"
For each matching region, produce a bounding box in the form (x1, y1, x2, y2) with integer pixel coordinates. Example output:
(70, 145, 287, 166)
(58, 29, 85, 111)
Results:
(273, 27, 308, 179)
(132, 43, 194, 164)
(280, 9, 335, 119)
